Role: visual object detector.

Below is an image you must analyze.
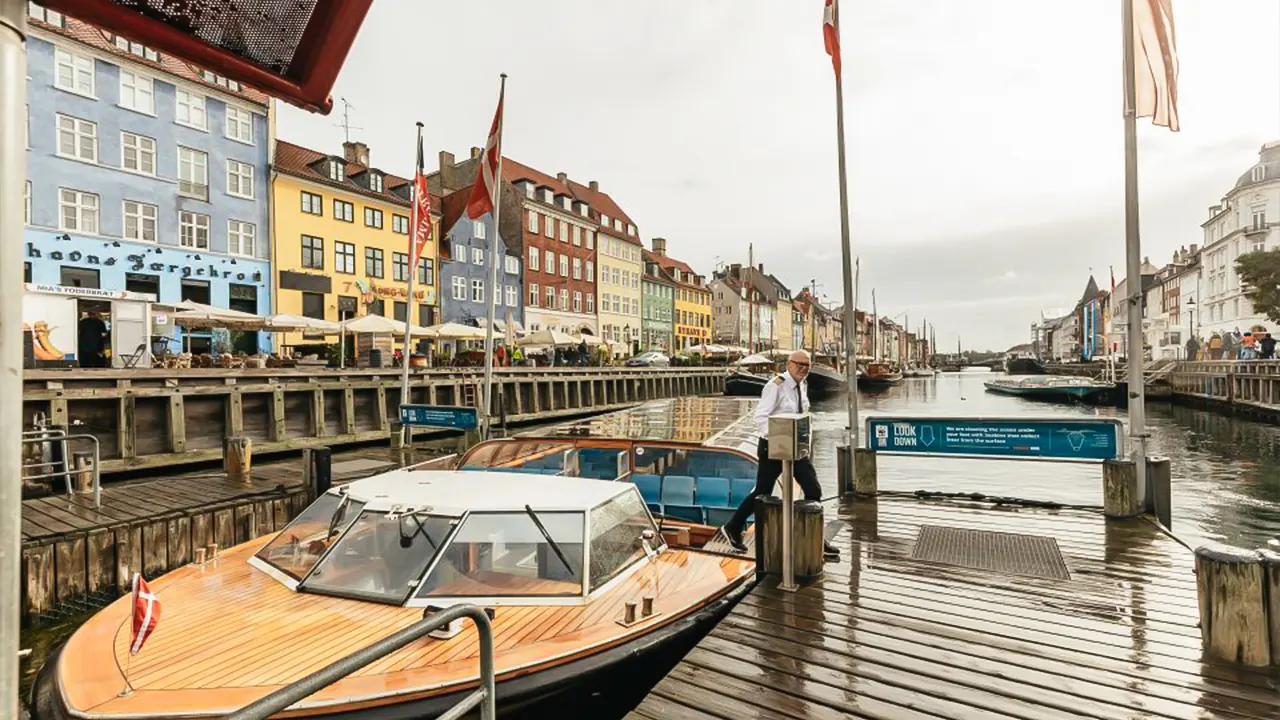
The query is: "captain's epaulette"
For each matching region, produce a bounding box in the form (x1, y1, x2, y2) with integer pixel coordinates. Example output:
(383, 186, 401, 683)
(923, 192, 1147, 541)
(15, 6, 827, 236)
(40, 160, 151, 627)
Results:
(772, 375, 786, 385)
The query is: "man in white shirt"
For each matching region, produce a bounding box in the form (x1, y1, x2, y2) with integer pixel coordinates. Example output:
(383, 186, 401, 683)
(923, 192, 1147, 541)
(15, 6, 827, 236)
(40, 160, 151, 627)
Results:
(724, 350, 838, 559)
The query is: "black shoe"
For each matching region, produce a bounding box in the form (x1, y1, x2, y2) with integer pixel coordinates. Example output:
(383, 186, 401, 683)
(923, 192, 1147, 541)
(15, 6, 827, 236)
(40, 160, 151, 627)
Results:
(823, 540, 840, 560)
(725, 528, 748, 553)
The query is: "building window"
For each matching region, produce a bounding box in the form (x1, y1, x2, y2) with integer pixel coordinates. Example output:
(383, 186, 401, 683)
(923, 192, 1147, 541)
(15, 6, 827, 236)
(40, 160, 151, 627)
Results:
(365, 247, 385, 277)
(29, 3, 64, 26)
(560, 289, 569, 311)
(1253, 209, 1267, 230)
(572, 257, 582, 280)
(1253, 166, 1266, 183)
(335, 241, 355, 274)
(56, 114, 97, 163)
(369, 173, 383, 193)
(54, 47, 94, 96)
(393, 301, 407, 322)
(328, 160, 344, 182)
(60, 266, 100, 289)
(393, 252, 409, 282)
(586, 261, 594, 282)
(452, 276, 467, 300)
(122, 200, 157, 242)
(118, 70, 154, 114)
(529, 247, 540, 272)
(301, 191, 323, 215)
(572, 226, 582, 246)
(614, 219, 623, 232)
(175, 89, 206, 130)
(199, 69, 240, 91)
(300, 291, 326, 321)
(301, 235, 324, 269)
(627, 223, 636, 236)
(528, 211, 539, 234)
(471, 279, 484, 303)
(558, 219, 568, 242)
(472, 247, 484, 265)
(119, 132, 155, 175)
(364, 207, 384, 229)
(505, 256, 518, 274)
(392, 214, 409, 234)
(587, 295, 594, 314)
(58, 189, 98, 233)
(506, 285, 517, 307)
(601, 214, 610, 228)
(419, 258, 434, 285)
(546, 286, 555, 308)
(178, 147, 209, 200)
(586, 231, 595, 250)
(178, 211, 210, 249)
(110, 34, 157, 61)
(573, 291, 582, 313)
(368, 298, 385, 316)
(228, 220, 256, 256)
(473, 220, 486, 239)
(225, 105, 253, 144)
(334, 199, 354, 222)
(418, 303, 432, 326)
(545, 216, 555, 238)
(226, 159, 254, 199)
(529, 284, 540, 307)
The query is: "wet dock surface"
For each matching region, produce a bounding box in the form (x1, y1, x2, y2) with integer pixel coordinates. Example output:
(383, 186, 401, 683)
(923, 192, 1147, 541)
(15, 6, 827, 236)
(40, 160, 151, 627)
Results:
(629, 495, 1280, 719)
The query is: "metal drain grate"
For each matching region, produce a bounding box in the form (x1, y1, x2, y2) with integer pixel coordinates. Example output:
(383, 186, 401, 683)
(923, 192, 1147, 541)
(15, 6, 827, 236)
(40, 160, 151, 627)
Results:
(911, 525, 1070, 580)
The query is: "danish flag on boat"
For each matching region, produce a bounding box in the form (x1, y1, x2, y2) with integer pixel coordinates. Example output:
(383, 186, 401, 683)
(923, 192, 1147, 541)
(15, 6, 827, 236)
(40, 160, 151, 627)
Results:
(130, 573, 162, 655)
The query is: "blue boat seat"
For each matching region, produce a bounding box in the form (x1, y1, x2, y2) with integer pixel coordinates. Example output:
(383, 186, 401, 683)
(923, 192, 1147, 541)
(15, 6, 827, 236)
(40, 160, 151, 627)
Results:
(664, 505, 706, 523)
(705, 508, 736, 527)
(661, 476, 695, 505)
(729, 477, 756, 505)
(633, 474, 662, 509)
(696, 477, 732, 508)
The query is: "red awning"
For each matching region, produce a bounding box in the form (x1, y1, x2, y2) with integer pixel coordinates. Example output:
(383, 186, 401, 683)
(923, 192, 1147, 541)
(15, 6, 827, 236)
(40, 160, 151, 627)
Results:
(40, 0, 373, 114)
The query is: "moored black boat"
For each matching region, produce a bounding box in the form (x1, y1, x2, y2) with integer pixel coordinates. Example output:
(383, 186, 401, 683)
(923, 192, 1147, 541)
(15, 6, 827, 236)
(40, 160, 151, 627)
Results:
(806, 363, 848, 399)
(724, 370, 768, 397)
(1004, 356, 1046, 374)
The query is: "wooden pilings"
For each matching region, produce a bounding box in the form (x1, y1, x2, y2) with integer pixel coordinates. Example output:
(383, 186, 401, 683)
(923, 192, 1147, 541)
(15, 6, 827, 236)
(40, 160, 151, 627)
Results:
(223, 436, 251, 480)
(1194, 543, 1272, 666)
(756, 497, 824, 584)
(1102, 459, 1141, 518)
(836, 446, 878, 496)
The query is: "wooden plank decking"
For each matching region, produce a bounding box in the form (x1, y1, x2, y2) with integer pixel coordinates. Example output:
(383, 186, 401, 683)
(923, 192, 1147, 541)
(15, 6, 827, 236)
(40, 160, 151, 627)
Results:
(629, 496, 1280, 720)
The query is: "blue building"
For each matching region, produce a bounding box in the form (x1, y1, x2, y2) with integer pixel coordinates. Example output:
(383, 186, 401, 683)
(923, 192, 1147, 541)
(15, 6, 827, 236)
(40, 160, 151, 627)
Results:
(23, 7, 273, 355)
(439, 189, 523, 334)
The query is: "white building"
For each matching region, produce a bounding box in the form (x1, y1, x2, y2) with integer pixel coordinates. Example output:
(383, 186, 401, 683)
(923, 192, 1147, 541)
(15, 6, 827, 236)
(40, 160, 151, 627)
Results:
(1196, 140, 1280, 338)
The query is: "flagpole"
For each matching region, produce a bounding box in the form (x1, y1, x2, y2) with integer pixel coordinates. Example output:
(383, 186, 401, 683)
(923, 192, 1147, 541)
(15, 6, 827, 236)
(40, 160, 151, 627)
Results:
(831, 0, 860, 494)
(1121, 0, 1148, 503)
(481, 74, 507, 440)
(400, 121, 425, 445)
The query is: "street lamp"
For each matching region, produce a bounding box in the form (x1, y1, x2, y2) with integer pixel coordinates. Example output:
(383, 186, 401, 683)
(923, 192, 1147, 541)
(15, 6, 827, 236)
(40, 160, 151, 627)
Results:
(1185, 297, 1197, 359)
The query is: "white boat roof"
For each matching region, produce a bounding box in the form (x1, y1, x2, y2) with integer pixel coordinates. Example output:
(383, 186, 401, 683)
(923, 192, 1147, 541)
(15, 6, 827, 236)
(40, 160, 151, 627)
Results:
(338, 470, 630, 515)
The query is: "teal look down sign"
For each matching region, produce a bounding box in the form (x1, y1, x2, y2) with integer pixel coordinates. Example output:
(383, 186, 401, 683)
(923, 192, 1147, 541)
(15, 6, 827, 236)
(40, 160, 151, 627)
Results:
(865, 417, 1124, 463)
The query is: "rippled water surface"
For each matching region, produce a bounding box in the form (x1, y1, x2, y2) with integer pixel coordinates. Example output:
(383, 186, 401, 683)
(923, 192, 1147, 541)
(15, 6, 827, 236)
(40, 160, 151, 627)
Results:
(807, 369, 1280, 548)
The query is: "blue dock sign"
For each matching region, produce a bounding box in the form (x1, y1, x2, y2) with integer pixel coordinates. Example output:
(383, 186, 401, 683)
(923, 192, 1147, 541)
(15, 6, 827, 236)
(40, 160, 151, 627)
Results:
(866, 417, 1123, 462)
(400, 404, 479, 430)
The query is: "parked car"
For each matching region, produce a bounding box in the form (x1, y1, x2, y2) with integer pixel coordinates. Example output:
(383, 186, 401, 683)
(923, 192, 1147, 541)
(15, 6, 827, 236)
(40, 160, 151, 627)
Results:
(626, 351, 670, 367)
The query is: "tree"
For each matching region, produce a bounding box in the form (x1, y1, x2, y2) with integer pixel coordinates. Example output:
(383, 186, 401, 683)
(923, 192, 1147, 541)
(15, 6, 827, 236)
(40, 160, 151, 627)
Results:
(1235, 249, 1280, 323)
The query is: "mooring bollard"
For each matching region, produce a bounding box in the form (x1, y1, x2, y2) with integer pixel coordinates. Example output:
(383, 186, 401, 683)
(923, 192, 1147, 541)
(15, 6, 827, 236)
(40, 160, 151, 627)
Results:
(390, 420, 405, 449)
(312, 446, 332, 496)
(854, 448, 878, 495)
(223, 436, 251, 481)
(1194, 543, 1270, 666)
(757, 496, 824, 584)
(71, 450, 94, 495)
(1102, 458, 1141, 518)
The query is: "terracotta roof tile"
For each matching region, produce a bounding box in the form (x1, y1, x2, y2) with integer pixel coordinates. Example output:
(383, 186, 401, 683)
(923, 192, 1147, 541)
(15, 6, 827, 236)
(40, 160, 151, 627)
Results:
(274, 140, 418, 208)
(31, 14, 270, 106)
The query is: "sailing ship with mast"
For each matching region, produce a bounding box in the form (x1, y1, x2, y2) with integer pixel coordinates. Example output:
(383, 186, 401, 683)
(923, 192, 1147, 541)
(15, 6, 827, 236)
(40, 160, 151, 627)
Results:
(857, 289, 902, 388)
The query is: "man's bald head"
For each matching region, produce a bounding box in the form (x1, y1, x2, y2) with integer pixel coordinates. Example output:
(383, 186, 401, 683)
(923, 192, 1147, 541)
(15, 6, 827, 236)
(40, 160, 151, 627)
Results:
(786, 350, 811, 379)
(788, 350, 810, 364)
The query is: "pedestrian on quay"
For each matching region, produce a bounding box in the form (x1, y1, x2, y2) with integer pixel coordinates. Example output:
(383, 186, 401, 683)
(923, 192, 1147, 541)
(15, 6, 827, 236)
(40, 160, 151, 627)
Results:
(1222, 332, 1236, 360)
(1242, 331, 1258, 360)
(1185, 335, 1200, 361)
(495, 343, 507, 367)
(722, 349, 840, 560)
(1262, 333, 1277, 360)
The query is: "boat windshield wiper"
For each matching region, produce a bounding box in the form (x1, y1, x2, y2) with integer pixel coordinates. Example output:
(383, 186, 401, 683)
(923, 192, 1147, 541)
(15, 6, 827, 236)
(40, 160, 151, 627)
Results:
(399, 511, 442, 550)
(525, 504, 576, 578)
(326, 492, 351, 541)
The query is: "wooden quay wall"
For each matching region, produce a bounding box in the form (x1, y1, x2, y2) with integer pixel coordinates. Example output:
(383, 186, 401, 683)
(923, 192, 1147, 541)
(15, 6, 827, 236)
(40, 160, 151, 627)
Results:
(22, 366, 726, 475)
(1169, 360, 1280, 421)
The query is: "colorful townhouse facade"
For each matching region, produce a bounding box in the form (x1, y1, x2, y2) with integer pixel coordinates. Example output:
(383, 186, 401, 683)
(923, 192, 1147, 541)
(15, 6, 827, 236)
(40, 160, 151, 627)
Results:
(24, 6, 273, 355)
(271, 139, 439, 350)
(438, 188, 523, 332)
(641, 250, 675, 352)
(647, 238, 711, 352)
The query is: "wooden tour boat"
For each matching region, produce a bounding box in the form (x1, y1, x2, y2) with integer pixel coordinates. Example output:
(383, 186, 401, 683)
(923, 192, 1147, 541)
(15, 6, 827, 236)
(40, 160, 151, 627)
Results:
(856, 361, 903, 388)
(32, 398, 764, 719)
(984, 376, 1116, 404)
(724, 369, 768, 397)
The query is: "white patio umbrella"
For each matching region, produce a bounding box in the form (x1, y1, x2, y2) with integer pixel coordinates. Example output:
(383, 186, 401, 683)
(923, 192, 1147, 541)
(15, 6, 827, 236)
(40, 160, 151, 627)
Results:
(340, 314, 429, 336)
(734, 353, 775, 366)
(517, 328, 576, 347)
(686, 343, 728, 355)
(170, 300, 268, 329)
(422, 322, 488, 341)
(263, 314, 341, 334)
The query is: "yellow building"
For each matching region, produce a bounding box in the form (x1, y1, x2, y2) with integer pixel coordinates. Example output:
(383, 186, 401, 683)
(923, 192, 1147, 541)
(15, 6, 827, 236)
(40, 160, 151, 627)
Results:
(271, 140, 439, 351)
(648, 238, 711, 351)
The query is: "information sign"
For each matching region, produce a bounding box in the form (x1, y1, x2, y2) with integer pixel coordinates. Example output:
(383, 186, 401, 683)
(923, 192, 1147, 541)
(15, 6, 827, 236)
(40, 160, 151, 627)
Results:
(400, 404, 479, 430)
(866, 416, 1123, 463)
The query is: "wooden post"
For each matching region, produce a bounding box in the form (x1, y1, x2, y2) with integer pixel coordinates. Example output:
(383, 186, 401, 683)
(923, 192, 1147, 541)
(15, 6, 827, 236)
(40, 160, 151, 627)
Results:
(71, 450, 94, 494)
(1103, 459, 1141, 518)
(757, 497, 824, 584)
(312, 447, 332, 496)
(1194, 543, 1269, 666)
(1261, 549, 1280, 666)
(167, 394, 186, 453)
(223, 436, 251, 481)
(854, 448, 878, 495)
(390, 420, 405, 449)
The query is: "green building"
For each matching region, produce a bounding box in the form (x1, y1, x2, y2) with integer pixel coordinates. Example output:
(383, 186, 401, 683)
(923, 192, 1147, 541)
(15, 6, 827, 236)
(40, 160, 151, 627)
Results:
(641, 250, 675, 352)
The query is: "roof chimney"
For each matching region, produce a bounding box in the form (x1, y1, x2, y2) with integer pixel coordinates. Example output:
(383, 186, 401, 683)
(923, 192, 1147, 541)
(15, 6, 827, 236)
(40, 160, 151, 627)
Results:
(757, 263, 764, 274)
(470, 146, 482, 160)
(589, 180, 599, 192)
(556, 172, 568, 185)
(651, 237, 667, 256)
(1190, 243, 1199, 254)
(342, 141, 370, 166)
(438, 150, 455, 172)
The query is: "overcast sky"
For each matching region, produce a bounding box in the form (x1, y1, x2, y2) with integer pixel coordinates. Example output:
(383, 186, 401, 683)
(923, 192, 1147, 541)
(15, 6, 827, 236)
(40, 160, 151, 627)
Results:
(278, 0, 1280, 351)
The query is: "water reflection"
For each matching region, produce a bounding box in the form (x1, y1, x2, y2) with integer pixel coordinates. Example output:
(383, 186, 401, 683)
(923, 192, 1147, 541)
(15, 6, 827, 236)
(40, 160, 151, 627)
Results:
(809, 370, 1280, 547)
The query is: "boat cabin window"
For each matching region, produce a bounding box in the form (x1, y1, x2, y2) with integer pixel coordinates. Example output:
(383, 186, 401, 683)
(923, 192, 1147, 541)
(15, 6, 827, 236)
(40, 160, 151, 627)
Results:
(255, 492, 366, 580)
(302, 511, 457, 603)
(633, 446, 756, 483)
(589, 490, 657, 593)
(460, 441, 575, 474)
(416, 511, 584, 599)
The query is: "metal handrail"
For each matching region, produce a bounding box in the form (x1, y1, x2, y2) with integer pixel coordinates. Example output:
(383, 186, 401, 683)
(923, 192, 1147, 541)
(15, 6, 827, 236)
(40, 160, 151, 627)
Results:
(223, 604, 496, 720)
(20, 431, 101, 508)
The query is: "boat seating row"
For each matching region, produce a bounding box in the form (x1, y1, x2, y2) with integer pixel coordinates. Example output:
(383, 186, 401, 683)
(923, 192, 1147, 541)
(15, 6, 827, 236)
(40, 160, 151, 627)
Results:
(631, 474, 755, 525)
(462, 466, 561, 475)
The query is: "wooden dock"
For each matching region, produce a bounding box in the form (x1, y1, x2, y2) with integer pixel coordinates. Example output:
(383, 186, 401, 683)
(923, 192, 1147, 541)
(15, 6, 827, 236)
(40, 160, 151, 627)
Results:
(1170, 360, 1280, 421)
(629, 496, 1280, 720)
(20, 446, 415, 623)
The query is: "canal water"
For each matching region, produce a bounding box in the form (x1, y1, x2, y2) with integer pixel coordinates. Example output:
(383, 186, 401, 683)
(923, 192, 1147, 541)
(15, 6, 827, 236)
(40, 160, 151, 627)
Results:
(808, 369, 1280, 548)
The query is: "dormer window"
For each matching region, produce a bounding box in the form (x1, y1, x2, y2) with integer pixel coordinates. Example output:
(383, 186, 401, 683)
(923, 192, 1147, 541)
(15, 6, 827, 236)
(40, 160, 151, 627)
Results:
(524, 182, 535, 199)
(614, 219, 623, 232)
(370, 173, 384, 193)
(542, 188, 553, 203)
(1253, 166, 1267, 183)
(601, 214, 611, 228)
(328, 160, 344, 182)
(627, 223, 636, 236)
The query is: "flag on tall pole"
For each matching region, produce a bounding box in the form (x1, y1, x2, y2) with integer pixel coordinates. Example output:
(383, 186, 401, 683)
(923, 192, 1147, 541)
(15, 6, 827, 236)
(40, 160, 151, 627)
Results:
(472, 75, 507, 439)
(399, 122, 426, 424)
(1131, 0, 1179, 132)
(129, 573, 161, 655)
(411, 132, 432, 265)
(467, 82, 506, 220)
(823, 0, 841, 76)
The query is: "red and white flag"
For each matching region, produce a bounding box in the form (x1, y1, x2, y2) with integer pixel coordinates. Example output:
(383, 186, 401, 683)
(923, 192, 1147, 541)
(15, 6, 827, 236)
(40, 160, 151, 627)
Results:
(823, 0, 841, 76)
(411, 132, 432, 266)
(466, 83, 505, 220)
(129, 573, 161, 655)
(1131, 0, 1179, 131)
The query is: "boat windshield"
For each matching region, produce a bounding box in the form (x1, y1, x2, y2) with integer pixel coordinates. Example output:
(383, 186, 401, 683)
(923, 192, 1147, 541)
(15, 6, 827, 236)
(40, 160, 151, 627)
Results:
(302, 510, 457, 604)
(460, 441, 575, 474)
(255, 492, 366, 580)
(588, 491, 658, 593)
(416, 511, 584, 599)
